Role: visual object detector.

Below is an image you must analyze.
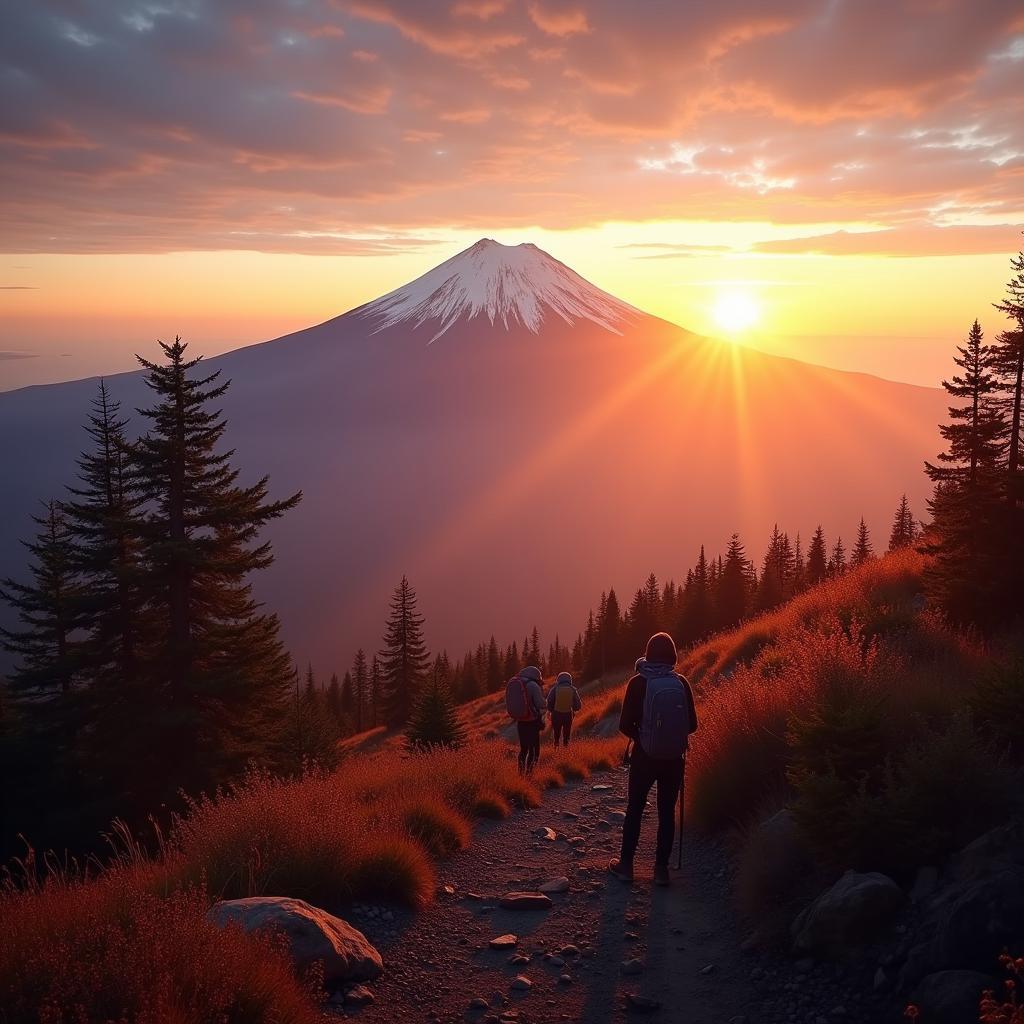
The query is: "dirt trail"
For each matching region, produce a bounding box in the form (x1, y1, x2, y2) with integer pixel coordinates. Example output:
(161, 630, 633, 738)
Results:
(349, 761, 755, 1024)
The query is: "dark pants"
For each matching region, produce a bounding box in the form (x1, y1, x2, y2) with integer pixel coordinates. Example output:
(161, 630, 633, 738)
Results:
(551, 711, 573, 746)
(517, 719, 542, 773)
(620, 745, 684, 867)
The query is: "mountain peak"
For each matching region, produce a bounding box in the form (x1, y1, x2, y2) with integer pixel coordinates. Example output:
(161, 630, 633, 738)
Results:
(356, 238, 639, 343)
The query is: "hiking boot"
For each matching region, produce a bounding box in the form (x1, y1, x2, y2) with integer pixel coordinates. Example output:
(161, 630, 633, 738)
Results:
(653, 864, 671, 887)
(608, 858, 634, 883)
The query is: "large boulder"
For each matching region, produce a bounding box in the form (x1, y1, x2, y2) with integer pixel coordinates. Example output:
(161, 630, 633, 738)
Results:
(207, 897, 383, 984)
(902, 865, 1024, 986)
(792, 870, 904, 957)
(910, 970, 995, 1024)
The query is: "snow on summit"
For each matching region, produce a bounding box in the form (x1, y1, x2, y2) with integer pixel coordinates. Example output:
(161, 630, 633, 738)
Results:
(357, 238, 639, 343)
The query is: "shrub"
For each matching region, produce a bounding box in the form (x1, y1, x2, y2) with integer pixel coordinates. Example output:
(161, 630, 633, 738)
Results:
(400, 797, 471, 858)
(0, 880, 320, 1024)
(971, 658, 1024, 760)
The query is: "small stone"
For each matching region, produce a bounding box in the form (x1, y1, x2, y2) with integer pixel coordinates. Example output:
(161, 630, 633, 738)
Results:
(500, 892, 553, 911)
(558, 973, 572, 984)
(609, 811, 627, 823)
(539, 877, 570, 894)
(344, 985, 375, 1007)
(440, 884, 456, 897)
(621, 958, 644, 975)
(596, 820, 612, 831)
(510, 975, 532, 991)
(549, 955, 565, 967)
(469, 997, 489, 1011)
(489, 934, 518, 950)
(536, 827, 559, 841)
(626, 993, 660, 1013)
(700, 964, 716, 975)
(509, 954, 531, 966)
(560, 944, 581, 957)
(592, 784, 612, 791)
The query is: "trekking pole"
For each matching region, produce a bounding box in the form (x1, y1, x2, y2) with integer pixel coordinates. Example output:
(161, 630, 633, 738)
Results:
(676, 754, 686, 870)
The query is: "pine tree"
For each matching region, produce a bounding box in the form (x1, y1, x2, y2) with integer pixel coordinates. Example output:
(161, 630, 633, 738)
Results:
(378, 575, 431, 726)
(851, 518, 873, 566)
(755, 525, 795, 612)
(888, 495, 917, 551)
(351, 648, 368, 732)
(285, 672, 340, 771)
(677, 547, 712, 645)
(924, 317, 1012, 621)
(64, 380, 146, 690)
(326, 672, 342, 725)
(715, 534, 750, 629)
(405, 670, 466, 751)
(805, 526, 828, 585)
(340, 670, 354, 716)
(369, 655, 382, 728)
(993, 253, 1024, 509)
(828, 537, 846, 577)
(1, 501, 85, 697)
(486, 636, 502, 692)
(130, 338, 301, 800)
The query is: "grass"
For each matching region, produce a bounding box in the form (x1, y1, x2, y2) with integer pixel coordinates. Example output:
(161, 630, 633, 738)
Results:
(0, 735, 619, 1020)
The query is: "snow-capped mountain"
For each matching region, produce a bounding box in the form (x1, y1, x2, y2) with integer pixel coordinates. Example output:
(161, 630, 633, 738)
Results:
(356, 238, 640, 342)
(0, 240, 946, 672)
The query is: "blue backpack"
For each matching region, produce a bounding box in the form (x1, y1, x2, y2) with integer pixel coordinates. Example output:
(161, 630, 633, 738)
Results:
(638, 673, 690, 759)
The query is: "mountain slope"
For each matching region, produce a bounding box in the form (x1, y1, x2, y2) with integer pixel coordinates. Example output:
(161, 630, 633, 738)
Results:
(0, 240, 947, 672)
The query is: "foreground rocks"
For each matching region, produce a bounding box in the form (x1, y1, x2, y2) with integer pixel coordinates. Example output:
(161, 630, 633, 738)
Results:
(910, 970, 995, 1024)
(792, 870, 904, 957)
(498, 891, 553, 911)
(207, 896, 383, 985)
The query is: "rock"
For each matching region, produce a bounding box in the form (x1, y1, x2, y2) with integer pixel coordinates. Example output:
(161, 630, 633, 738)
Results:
(440, 884, 456, 898)
(569, 836, 586, 846)
(510, 975, 532, 991)
(903, 865, 1024, 985)
(873, 967, 888, 990)
(950, 821, 1024, 883)
(344, 985, 375, 1006)
(621, 958, 644, 975)
(489, 934, 518, 949)
(592, 784, 613, 791)
(558, 973, 572, 984)
(535, 827, 559, 841)
(559, 944, 581, 957)
(791, 871, 904, 957)
(469, 997, 490, 1011)
(910, 865, 939, 904)
(596, 820, 612, 831)
(911, 970, 996, 1024)
(626, 993, 661, 1013)
(700, 963, 716, 975)
(609, 811, 627, 823)
(538, 877, 570, 894)
(499, 892, 553, 911)
(206, 896, 382, 984)
(509, 954, 531, 966)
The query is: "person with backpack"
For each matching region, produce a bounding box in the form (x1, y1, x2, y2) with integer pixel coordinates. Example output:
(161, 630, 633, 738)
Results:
(505, 665, 546, 774)
(608, 632, 697, 887)
(547, 671, 582, 747)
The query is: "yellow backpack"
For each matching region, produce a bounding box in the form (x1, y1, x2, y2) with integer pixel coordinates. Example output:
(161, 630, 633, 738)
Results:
(554, 684, 574, 714)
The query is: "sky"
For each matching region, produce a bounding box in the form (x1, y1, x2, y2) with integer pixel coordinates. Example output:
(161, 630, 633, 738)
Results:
(1, 0, 1023, 391)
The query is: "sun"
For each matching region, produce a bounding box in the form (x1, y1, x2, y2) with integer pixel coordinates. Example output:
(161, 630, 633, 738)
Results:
(711, 288, 761, 334)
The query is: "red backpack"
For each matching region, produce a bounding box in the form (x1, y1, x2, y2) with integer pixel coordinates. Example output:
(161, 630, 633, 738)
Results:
(505, 676, 536, 722)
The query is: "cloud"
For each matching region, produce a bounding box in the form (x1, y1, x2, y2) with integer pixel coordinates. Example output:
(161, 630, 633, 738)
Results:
(0, 351, 38, 360)
(754, 224, 1024, 257)
(0, 2, 1021, 254)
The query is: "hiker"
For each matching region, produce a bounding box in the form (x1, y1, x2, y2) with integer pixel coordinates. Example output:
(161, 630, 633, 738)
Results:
(547, 671, 582, 747)
(608, 632, 697, 887)
(505, 665, 546, 774)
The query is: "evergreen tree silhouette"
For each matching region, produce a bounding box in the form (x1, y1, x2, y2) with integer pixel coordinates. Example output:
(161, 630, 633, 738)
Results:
(351, 648, 368, 732)
(340, 670, 354, 716)
(715, 534, 750, 630)
(923, 316, 1012, 619)
(131, 337, 301, 802)
(1, 501, 84, 698)
(993, 253, 1024, 509)
(64, 380, 146, 691)
(888, 496, 917, 551)
(851, 518, 874, 566)
(405, 663, 465, 751)
(369, 655, 382, 728)
(378, 575, 431, 726)
(326, 671, 342, 726)
(828, 537, 847, 577)
(806, 526, 828, 585)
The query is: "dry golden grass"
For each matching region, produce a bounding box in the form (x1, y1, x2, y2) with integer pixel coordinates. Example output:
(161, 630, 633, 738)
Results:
(0, 735, 619, 1020)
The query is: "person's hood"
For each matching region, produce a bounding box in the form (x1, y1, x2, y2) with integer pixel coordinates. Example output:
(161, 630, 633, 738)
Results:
(555, 672, 573, 686)
(520, 666, 542, 682)
(635, 657, 678, 680)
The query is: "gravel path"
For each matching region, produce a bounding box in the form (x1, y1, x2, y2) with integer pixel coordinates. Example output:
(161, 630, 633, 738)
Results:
(344, 760, 757, 1024)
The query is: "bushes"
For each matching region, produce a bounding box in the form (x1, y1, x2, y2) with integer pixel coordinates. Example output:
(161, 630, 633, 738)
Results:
(0, 880, 320, 1024)
(971, 658, 1024, 760)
